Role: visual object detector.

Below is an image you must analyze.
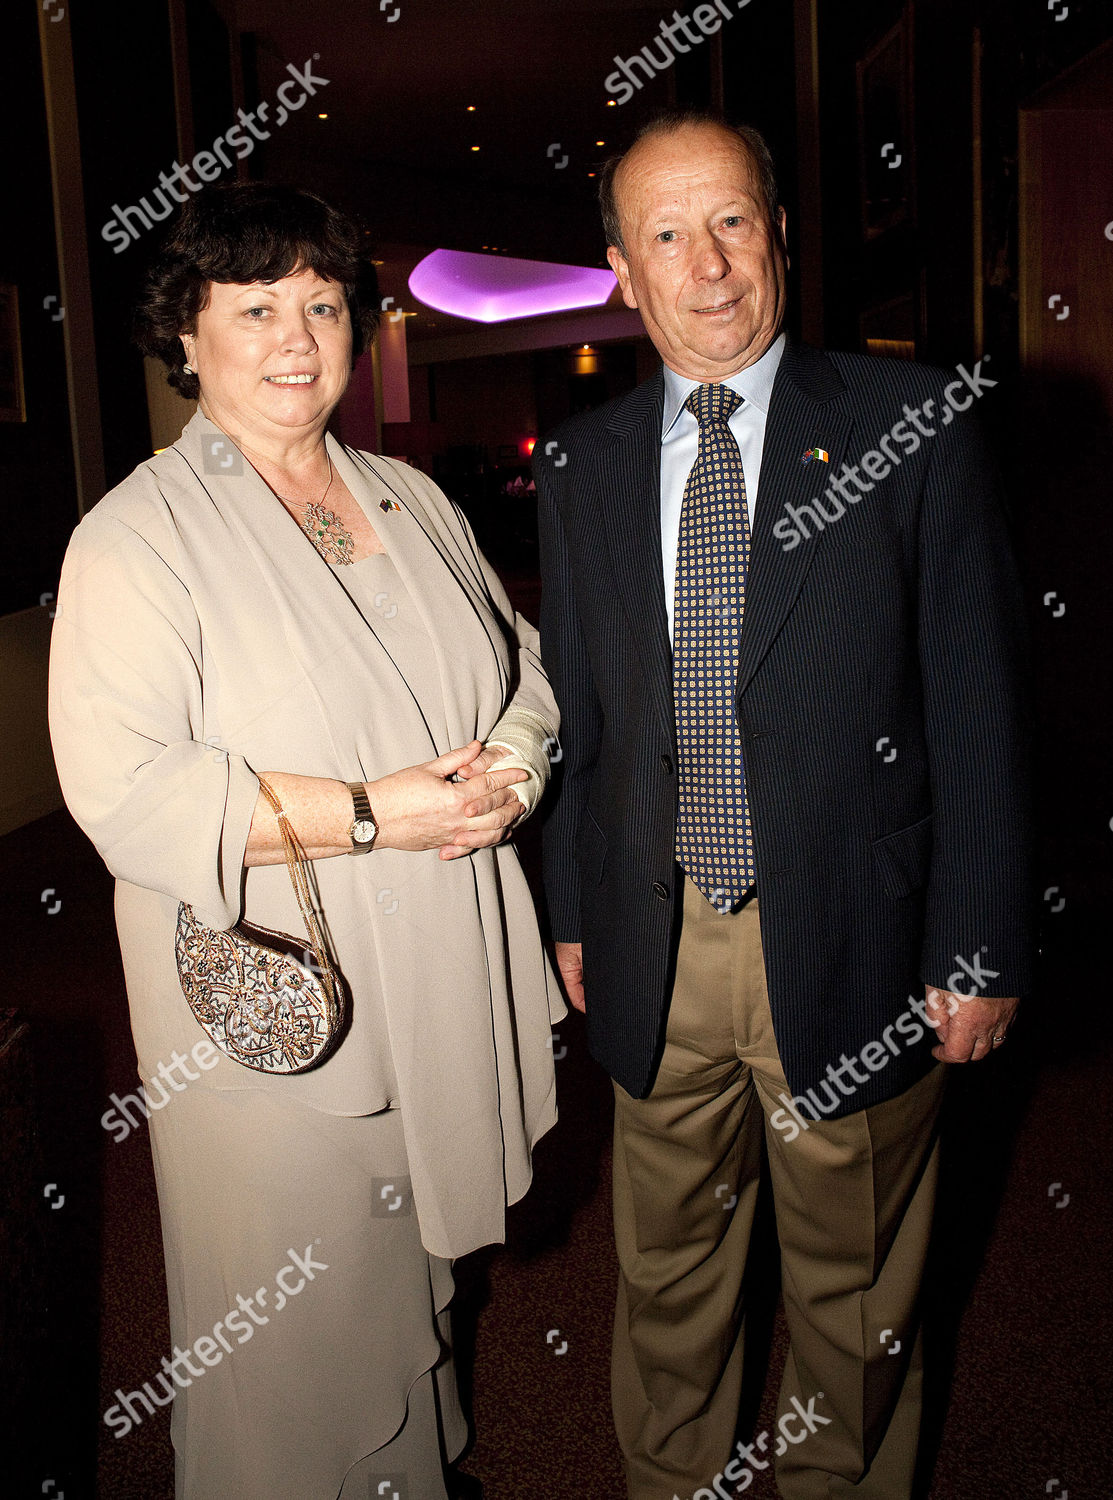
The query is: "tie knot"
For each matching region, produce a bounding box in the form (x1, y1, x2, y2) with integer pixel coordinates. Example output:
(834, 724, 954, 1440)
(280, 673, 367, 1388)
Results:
(686, 383, 743, 426)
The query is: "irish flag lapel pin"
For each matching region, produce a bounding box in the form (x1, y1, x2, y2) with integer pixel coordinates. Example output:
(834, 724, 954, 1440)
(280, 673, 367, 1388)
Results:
(801, 447, 830, 465)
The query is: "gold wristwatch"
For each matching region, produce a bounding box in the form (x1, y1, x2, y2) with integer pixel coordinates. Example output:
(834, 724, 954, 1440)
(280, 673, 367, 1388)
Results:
(345, 782, 377, 854)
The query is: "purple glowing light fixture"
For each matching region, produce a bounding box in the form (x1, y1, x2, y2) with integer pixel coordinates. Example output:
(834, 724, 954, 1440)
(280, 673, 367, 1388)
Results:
(408, 248, 618, 324)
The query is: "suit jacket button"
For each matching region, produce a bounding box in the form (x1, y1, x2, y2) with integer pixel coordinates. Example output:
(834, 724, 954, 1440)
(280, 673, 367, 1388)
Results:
(652, 881, 670, 901)
(660, 753, 673, 774)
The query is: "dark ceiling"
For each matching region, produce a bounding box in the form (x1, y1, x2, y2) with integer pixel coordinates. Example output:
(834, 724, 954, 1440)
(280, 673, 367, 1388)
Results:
(224, 0, 707, 346)
(236, 0, 682, 271)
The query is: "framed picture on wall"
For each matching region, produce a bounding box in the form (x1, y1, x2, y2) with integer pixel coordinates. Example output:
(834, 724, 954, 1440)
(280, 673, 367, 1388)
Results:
(0, 284, 26, 423)
(857, 9, 915, 241)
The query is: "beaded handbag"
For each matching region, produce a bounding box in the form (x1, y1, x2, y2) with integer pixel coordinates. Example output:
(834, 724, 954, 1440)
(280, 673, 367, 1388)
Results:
(174, 777, 346, 1074)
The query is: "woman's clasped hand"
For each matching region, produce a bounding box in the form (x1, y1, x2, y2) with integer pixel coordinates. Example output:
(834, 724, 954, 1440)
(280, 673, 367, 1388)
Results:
(370, 739, 528, 858)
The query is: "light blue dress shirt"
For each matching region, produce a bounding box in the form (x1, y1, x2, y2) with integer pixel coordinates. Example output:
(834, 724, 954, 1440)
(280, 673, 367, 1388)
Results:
(660, 332, 786, 639)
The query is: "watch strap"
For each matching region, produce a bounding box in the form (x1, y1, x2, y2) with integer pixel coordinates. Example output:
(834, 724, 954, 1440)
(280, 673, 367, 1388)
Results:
(345, 781, 376, 853)
(346, 781, 372, 822)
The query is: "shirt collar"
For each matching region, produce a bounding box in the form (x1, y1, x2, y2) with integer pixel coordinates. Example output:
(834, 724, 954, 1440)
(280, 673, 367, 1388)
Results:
(661, 332, 787, 439)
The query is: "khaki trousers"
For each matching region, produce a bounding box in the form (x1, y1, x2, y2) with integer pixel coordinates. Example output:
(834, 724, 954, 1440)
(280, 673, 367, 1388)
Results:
(612, 876, 945, 1500)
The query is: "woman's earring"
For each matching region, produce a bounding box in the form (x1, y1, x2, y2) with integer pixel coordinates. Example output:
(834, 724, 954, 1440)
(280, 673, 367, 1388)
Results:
(183, 363, 196, 374)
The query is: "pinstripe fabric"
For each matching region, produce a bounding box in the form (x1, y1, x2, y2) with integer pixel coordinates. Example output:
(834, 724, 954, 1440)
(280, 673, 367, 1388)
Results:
(535, 341, 1033, 1105)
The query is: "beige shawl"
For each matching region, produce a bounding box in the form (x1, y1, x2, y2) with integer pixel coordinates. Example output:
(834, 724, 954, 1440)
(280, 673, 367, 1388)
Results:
(49, 410, 564, 1259)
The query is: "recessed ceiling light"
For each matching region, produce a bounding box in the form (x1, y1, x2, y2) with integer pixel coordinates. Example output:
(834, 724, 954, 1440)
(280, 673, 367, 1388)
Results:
(606, 99, 617, 107)
(596, 140, 605, 146)
(467, 105, 476, 112)
(471, 145, 480, 152)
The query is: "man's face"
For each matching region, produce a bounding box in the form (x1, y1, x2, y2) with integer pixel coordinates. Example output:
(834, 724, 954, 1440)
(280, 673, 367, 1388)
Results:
(607, 124, 788, 382)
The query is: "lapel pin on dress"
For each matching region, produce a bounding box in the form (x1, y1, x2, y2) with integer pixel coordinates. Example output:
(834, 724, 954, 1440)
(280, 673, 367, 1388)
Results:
(379, 498, 403, 513)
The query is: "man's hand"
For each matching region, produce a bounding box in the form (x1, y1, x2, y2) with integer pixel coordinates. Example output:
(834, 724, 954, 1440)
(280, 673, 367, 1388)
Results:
(555, 941, 585, 1013)
(925, 985, 1019, 1063)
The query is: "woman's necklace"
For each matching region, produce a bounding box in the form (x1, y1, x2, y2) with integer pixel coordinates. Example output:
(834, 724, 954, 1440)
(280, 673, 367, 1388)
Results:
(281, 453, 355, 565)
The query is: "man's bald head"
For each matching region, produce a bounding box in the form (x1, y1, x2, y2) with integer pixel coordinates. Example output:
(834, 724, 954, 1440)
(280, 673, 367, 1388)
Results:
(599, 111, 782, 257)
(600, 114, 789, 380)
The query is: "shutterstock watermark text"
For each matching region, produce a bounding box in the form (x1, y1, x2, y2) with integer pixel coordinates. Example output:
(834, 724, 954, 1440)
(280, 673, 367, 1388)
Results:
(101, 57, 329, 253)
(605, 2, 752, 105)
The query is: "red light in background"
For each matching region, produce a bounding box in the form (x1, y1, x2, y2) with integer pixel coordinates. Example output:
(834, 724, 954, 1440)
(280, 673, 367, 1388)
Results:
(524, 437, 537, 456)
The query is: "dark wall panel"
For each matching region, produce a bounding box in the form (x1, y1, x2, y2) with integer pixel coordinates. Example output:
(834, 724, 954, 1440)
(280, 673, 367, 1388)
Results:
(0, 2, 77, 615)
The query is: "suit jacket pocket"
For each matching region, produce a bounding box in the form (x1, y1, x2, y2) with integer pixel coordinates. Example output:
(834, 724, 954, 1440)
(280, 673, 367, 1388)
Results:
(575, 808, 607, 889)
(871, 814, 933, 899)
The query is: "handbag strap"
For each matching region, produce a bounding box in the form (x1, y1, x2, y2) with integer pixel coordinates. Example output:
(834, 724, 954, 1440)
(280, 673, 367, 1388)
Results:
(256, 776, 340, 1010)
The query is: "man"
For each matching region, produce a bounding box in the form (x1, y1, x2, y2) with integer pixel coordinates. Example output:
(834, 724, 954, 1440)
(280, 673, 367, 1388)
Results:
(533, 112, 1030, 1500)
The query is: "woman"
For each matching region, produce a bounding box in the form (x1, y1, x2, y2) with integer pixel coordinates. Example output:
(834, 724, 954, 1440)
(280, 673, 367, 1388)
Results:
(49, 183, 563, 1499)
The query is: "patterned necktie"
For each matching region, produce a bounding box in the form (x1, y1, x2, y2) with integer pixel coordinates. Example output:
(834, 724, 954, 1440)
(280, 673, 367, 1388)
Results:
(673, 383, 757, 910)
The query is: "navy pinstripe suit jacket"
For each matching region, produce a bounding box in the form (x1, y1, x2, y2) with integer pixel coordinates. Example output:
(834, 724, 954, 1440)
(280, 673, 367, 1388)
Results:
(534, 340, 1033, 1108)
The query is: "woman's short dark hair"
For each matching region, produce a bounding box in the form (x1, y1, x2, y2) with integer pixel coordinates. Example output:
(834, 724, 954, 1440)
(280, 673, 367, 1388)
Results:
(134, 182, 380, 400)
(599, 110, 782, 257)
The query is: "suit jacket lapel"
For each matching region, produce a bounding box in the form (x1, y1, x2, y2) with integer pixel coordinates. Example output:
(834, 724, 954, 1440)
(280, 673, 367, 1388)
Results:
(333, 441, 515, 751)
(162, 413, 441, 780)
(740, 343, 854, 695)
(597, 371, 678, 752)
(591, 347, 855, 736)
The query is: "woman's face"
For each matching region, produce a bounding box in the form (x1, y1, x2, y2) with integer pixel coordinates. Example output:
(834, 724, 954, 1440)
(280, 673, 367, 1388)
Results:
(179, 268, 353, 448)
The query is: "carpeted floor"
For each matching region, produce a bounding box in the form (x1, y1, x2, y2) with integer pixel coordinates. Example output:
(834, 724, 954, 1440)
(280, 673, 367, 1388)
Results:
(6, 563, 1111, 1498)
(6, 803, 1111, 1500)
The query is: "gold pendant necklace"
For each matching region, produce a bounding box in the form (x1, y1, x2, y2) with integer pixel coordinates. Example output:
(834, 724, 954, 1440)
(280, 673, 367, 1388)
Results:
(284, 454, 355, 565)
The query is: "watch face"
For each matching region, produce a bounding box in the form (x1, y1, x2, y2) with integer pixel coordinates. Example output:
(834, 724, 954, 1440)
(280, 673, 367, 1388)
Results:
(351, 819, 377, 844)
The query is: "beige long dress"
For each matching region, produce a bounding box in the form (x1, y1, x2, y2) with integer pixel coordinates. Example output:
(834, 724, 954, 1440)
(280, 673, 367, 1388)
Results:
(48, 411, 564, 1498)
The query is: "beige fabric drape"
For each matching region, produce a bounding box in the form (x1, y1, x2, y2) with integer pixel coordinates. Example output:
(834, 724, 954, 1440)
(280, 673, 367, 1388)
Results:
(49, 410, 564, 1259)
